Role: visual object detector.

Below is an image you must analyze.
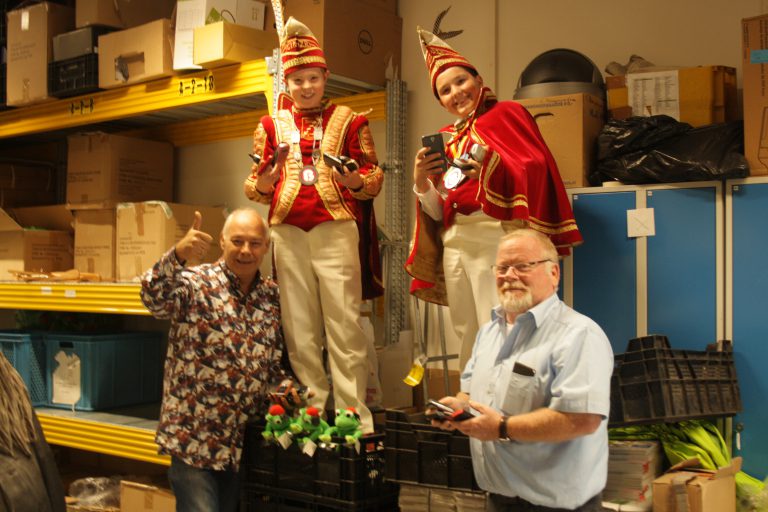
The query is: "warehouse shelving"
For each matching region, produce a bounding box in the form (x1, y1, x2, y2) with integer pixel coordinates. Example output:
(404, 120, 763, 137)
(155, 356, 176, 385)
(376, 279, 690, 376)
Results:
(0, 57, 400, 467)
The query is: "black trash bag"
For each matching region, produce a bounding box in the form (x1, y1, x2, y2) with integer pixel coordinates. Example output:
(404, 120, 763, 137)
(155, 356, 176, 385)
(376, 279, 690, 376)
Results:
(591, 115, 749, 185)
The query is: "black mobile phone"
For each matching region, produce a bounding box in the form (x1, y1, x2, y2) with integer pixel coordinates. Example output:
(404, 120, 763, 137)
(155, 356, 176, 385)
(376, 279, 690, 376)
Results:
(323, 152, 345, 174)
(339, 155, 359, 172)
(421, 133, 448, 169)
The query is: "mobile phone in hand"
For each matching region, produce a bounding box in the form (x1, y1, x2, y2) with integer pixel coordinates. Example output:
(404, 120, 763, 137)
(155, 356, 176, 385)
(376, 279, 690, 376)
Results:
(427, 399, 474, 422)
(421, 133, 448, 170)
(323, 153, 345, 174)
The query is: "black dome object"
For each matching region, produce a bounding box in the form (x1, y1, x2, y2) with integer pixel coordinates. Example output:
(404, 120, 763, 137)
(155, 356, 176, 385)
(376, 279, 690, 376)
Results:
(514, 48, 605, 99)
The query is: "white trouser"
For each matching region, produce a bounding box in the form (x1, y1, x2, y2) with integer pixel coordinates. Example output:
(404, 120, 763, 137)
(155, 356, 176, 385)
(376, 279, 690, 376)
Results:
(271, 220, 373, 432)
(443, 215, 518, 369)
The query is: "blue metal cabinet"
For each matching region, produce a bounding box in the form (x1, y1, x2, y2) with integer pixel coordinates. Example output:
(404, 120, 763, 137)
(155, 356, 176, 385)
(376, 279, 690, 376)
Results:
(564, 182, 723, 355)
(726, 178, 768, 478)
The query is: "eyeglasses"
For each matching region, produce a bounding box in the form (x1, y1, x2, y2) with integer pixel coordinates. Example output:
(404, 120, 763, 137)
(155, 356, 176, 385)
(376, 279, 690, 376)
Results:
(491, 259, 552, 276)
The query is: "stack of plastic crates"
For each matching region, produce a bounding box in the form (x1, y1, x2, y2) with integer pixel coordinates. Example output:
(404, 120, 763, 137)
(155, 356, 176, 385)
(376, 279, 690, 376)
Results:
(0, 330, 47, 406)
(242, 426, 398, 511)
(610, 335, 741, 426)
(384, 409, 480, 491)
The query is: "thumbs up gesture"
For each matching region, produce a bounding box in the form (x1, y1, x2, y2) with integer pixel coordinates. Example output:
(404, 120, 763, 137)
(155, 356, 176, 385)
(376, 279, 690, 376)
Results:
(174, 211, 213, 265)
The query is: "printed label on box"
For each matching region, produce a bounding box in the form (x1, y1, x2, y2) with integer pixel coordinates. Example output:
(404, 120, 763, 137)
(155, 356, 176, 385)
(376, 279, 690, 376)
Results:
(52, 351, 82, 406)
(627, 70, 681, 120)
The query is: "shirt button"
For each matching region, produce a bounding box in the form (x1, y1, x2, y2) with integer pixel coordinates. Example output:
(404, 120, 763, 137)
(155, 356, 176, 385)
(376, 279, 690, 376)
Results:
(452, 202, 458, 209)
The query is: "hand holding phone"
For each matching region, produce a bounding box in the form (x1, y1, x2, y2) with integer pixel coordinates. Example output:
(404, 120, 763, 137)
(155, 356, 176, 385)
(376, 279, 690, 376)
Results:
(426, 399, 475, 422)
(421, 133, 448, 172)
(323, 152, 344, 173)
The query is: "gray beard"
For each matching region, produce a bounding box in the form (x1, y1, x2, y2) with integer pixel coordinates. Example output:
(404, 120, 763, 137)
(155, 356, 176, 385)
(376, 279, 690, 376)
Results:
(498, 287, 533, 314)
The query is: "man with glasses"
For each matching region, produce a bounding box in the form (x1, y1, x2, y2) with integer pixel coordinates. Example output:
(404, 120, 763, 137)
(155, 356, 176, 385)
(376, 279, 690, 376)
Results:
(429, 228, 613, 511)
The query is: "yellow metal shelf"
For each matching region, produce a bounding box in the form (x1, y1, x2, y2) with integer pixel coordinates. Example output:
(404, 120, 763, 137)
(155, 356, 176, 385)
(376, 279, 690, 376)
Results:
(0, 59, 272, 139)
(0, 282, 149, 315)
(37, 410, 169, 466)
(127, 90, 387, 147)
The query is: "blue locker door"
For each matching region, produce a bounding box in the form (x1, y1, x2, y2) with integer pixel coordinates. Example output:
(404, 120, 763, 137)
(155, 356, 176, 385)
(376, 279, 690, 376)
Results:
(730, 182, 768, 479)
(646, 187, 719, 349)
(571, 191, 637, 354)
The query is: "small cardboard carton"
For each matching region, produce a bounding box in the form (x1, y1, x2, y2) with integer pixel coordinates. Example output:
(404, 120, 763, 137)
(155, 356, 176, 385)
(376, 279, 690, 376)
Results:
(73, 208, 117, 280)
(116, 201, 227, 281)
(515, 93, 605, 188)
(120, 480, 175, 511)
(605, 66, 737, 128)
(66, 132, 174, 207)
(652, 457, 740, 512)
(742, 14, 768, 175)
(6, 2, 74, 106)
(76, 0, 176, 30)
(97, 19, 174, 89)
(174, 0, 268, 70)
(272, 0, 402, 86)
(193, 21, 275, 68)
(0, 205, 74, 280)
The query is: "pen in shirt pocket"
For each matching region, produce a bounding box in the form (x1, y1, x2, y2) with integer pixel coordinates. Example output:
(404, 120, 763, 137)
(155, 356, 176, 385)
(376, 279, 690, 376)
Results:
(512, 361, 536, 377)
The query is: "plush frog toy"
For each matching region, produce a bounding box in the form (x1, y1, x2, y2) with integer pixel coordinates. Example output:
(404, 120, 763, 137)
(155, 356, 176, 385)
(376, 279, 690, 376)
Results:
(262, 404, 292, 441)
(319, 407, 364, 445)
(289, 406, 329, 444)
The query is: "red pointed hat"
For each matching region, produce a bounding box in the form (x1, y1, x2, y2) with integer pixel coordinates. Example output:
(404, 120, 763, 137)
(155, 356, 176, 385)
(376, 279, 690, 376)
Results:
(417, 26, 477, 95)
(281, 17, 327, 76)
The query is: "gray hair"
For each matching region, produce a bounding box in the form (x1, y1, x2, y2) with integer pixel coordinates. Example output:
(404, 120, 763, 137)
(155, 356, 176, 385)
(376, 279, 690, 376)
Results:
(222, 207, 269, 240)
(499, 228, 559, 262)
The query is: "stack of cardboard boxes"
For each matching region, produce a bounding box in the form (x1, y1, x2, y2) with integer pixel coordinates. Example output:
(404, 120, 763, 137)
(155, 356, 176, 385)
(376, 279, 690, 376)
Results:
(67, 132, 227, 282)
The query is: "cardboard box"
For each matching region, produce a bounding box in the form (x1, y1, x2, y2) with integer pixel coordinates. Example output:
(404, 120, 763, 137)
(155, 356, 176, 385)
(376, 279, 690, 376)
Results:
(76, 0, 176, 30)
(6, 2, 74, 106)
(606, 66, 737, 128)
(66, 132, 174, 207)
(377, 331, 413, 409)
(742, 15, 768, 175)
(98, 19, 174, 89)
(516, 93, 605, 188)
(116, 201, 227, 281)
(652, 457, 740, 512)
(174, 0, 268, 70)
(73, 209, 116, 280)
(277, 0, 402, 86)
(0, 205, 74, 279)
(0, 163, 57, 208)
(120, 480, 175, 511)
(193, 21, 275, 68)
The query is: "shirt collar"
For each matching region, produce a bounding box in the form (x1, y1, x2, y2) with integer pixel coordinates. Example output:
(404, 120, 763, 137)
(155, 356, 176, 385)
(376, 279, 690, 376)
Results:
(219, 261, 262, 294)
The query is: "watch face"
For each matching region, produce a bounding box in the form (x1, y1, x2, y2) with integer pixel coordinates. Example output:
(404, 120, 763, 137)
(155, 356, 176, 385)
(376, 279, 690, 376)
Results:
(299, 165, 319, 185)
(443, 166, 466, 190)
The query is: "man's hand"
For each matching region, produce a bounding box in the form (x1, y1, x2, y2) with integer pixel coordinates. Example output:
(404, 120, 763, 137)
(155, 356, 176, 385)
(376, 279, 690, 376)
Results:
(256, 142, 290, 193)
(174, 211, 213, 265)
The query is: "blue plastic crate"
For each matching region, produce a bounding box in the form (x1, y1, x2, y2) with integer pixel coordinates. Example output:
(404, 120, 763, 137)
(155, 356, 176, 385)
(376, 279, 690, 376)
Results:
(45, 331, 163, 411)
(0, 330, 47, 406)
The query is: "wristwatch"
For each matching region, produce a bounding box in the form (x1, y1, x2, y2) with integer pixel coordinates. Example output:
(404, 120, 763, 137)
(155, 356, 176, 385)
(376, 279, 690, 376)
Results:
(498, 415, 511, 441)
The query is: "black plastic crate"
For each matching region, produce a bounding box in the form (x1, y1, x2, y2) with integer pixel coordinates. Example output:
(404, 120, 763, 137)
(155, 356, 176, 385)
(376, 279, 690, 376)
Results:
(48, 54, 100, 98)
(243, 427, 395, 504)
(383, 409, 480, 491)
(610, 338, 741, 426)
(242, 484, 398, 512)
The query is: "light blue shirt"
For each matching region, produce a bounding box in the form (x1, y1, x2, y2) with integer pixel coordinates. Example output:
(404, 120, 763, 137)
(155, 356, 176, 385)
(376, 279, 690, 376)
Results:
(460, 293, 614, 509)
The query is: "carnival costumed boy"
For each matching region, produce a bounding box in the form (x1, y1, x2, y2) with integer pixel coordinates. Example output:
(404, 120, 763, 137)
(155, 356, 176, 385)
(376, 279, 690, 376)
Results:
(406, 27, 583, 367)
(244, 17, 383, 433)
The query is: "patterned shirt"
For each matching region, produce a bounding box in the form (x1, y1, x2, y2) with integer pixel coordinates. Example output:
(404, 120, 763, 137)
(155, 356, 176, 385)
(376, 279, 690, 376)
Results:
(140, 249, 288, 471)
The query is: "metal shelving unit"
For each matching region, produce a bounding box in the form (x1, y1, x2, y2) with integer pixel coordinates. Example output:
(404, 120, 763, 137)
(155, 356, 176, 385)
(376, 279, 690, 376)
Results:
(0, 58, 397, 466)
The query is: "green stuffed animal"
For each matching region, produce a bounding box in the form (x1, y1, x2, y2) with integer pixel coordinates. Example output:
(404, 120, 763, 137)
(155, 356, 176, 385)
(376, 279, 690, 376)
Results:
(289, 406, 329, 444)
(319, 407, 363, 445)
(262, 404, 292, 441)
